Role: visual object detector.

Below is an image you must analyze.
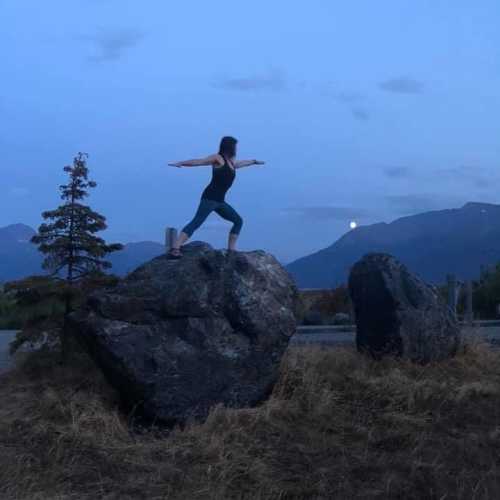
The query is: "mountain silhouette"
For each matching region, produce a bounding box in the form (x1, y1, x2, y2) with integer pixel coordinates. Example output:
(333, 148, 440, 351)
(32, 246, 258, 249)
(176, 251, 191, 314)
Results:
(0, 224, 42, 282)
(0, 224, 164, 283)
(286, 202, 500, 288)
(4, 203, 500, 287)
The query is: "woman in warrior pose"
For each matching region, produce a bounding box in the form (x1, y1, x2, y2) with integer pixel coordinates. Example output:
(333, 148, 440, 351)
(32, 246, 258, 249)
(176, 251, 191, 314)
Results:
(167, 136, 265, 258)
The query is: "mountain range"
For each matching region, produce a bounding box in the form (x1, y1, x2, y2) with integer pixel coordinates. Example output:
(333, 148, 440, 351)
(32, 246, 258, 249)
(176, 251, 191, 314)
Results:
(2, 201, 500, 287)
(286, 202, 500, 288)
(0, 223, 165, 283)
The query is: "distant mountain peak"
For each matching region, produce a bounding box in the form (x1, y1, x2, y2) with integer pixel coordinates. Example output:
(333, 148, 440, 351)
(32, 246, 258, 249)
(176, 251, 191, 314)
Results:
(287, 201, 500, 288)
(1, 223, 35, 231)
(0, 222, 166, 283)
(0, 223, 37, 242)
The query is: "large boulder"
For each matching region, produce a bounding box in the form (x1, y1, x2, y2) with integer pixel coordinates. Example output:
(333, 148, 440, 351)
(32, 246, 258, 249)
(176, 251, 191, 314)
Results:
(348, 253, 461, 363)
(68, 242, 298, 425)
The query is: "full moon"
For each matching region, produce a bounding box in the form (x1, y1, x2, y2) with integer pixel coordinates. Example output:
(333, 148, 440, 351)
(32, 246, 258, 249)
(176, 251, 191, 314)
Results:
(350, 221, 357, 229)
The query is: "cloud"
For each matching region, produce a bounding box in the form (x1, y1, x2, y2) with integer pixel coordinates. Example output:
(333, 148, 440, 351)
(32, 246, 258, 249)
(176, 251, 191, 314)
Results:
(436, 165, 495, 189)
(213, 69, 286, 92)
(379, 77, 424, 94)
(325, 90, 369, 120)
(383, 166, 414, 179)
(335, 91, 365, 103)
(318, 86, 365, 102)
(81, 28, 145, 62)
(282, 206, 366, 221)
(381, 165, 496, 190)
(385, 194, 450, 215)
(352, 108, 370, 121)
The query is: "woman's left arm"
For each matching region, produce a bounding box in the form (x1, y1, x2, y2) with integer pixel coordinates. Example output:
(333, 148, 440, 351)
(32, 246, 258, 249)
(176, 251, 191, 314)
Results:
(234, 160, 266, 169)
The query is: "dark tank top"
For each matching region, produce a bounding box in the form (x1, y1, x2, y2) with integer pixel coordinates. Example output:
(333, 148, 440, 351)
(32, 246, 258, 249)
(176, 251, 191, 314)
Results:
(201, 155, 236, 202)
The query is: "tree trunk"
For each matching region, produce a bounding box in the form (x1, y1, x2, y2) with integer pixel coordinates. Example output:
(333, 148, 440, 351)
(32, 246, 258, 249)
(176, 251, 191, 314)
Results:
(61, 290, 72, 364)
(61, 183, 76, 364)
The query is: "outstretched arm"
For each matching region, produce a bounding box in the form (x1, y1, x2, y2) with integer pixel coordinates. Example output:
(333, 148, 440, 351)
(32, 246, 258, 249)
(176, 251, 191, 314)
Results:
(169, 154, 220, 168)
(234, 159, 265, 169)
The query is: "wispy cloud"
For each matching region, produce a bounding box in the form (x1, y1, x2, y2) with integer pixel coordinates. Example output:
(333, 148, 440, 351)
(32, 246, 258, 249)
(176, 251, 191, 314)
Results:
(335, 91, 365, 103)
(379, 77, 424, 94)
(326, 90, 370, 121)
(382, 165, 497, 189)
(282, 206, 366, 221)
(385, 194, 451, 215)
(80, 28, 145, 62)
(436, 165, 495, 189)
(352, 108, 370, 121)
(383, 166, 414, 179)
(213, 69, 286, 92)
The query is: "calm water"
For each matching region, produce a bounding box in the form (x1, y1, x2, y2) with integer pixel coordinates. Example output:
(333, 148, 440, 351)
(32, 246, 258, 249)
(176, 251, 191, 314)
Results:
(0, 331, 18, 373)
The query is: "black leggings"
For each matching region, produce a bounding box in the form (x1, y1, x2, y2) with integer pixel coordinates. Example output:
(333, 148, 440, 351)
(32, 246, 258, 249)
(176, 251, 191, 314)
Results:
(182, 198, 243, 237)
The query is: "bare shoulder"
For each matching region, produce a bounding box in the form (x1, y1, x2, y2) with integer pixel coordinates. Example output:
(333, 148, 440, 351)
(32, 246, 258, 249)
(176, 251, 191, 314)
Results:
(212, 153, 225, 167)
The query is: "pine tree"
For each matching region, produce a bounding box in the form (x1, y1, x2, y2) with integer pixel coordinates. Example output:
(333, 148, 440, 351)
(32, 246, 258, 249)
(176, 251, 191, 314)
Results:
(29, 152, 123, 361)
(32, 152, 123, 281)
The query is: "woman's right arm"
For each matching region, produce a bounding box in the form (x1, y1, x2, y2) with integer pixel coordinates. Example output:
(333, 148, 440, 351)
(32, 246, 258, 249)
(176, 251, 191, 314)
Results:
(169, 154, 221, 168)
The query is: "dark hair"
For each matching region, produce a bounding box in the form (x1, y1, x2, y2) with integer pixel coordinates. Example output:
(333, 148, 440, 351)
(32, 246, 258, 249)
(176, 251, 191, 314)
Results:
(219, 136, 238, 158)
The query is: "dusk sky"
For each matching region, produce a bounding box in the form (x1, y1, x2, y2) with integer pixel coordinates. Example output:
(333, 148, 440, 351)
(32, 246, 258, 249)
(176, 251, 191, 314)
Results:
(2, 1, 499, 262)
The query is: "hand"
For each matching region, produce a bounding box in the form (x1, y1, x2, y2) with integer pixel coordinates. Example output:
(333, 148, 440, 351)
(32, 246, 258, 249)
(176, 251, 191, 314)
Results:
(168, 162, 182, 168)
(254, 160, 265, 165)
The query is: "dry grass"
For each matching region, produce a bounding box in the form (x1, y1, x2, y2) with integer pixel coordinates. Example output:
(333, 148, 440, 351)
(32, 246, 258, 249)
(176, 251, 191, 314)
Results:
(1, 339, 500, 499)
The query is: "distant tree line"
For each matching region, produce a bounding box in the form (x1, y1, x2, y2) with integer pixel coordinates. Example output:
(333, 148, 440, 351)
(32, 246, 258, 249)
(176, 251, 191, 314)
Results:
(298, 285, 352, 325)
(430, 272, 500, 320)
(298, 268, 500, 326)
(473, 264, 500, 319)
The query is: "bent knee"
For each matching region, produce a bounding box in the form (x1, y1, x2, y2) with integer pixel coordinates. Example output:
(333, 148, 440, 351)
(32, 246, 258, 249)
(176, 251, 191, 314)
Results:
(182, 218, 202, 237)
(232, 216, 243, 234)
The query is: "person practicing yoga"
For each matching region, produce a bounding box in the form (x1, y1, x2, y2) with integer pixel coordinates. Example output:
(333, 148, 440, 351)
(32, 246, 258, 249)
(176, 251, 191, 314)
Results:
(167, 136, 265, 259)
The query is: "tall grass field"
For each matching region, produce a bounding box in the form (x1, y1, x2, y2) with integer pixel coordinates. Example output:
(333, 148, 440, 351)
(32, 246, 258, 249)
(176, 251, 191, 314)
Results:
(1, 340, 500, 499)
